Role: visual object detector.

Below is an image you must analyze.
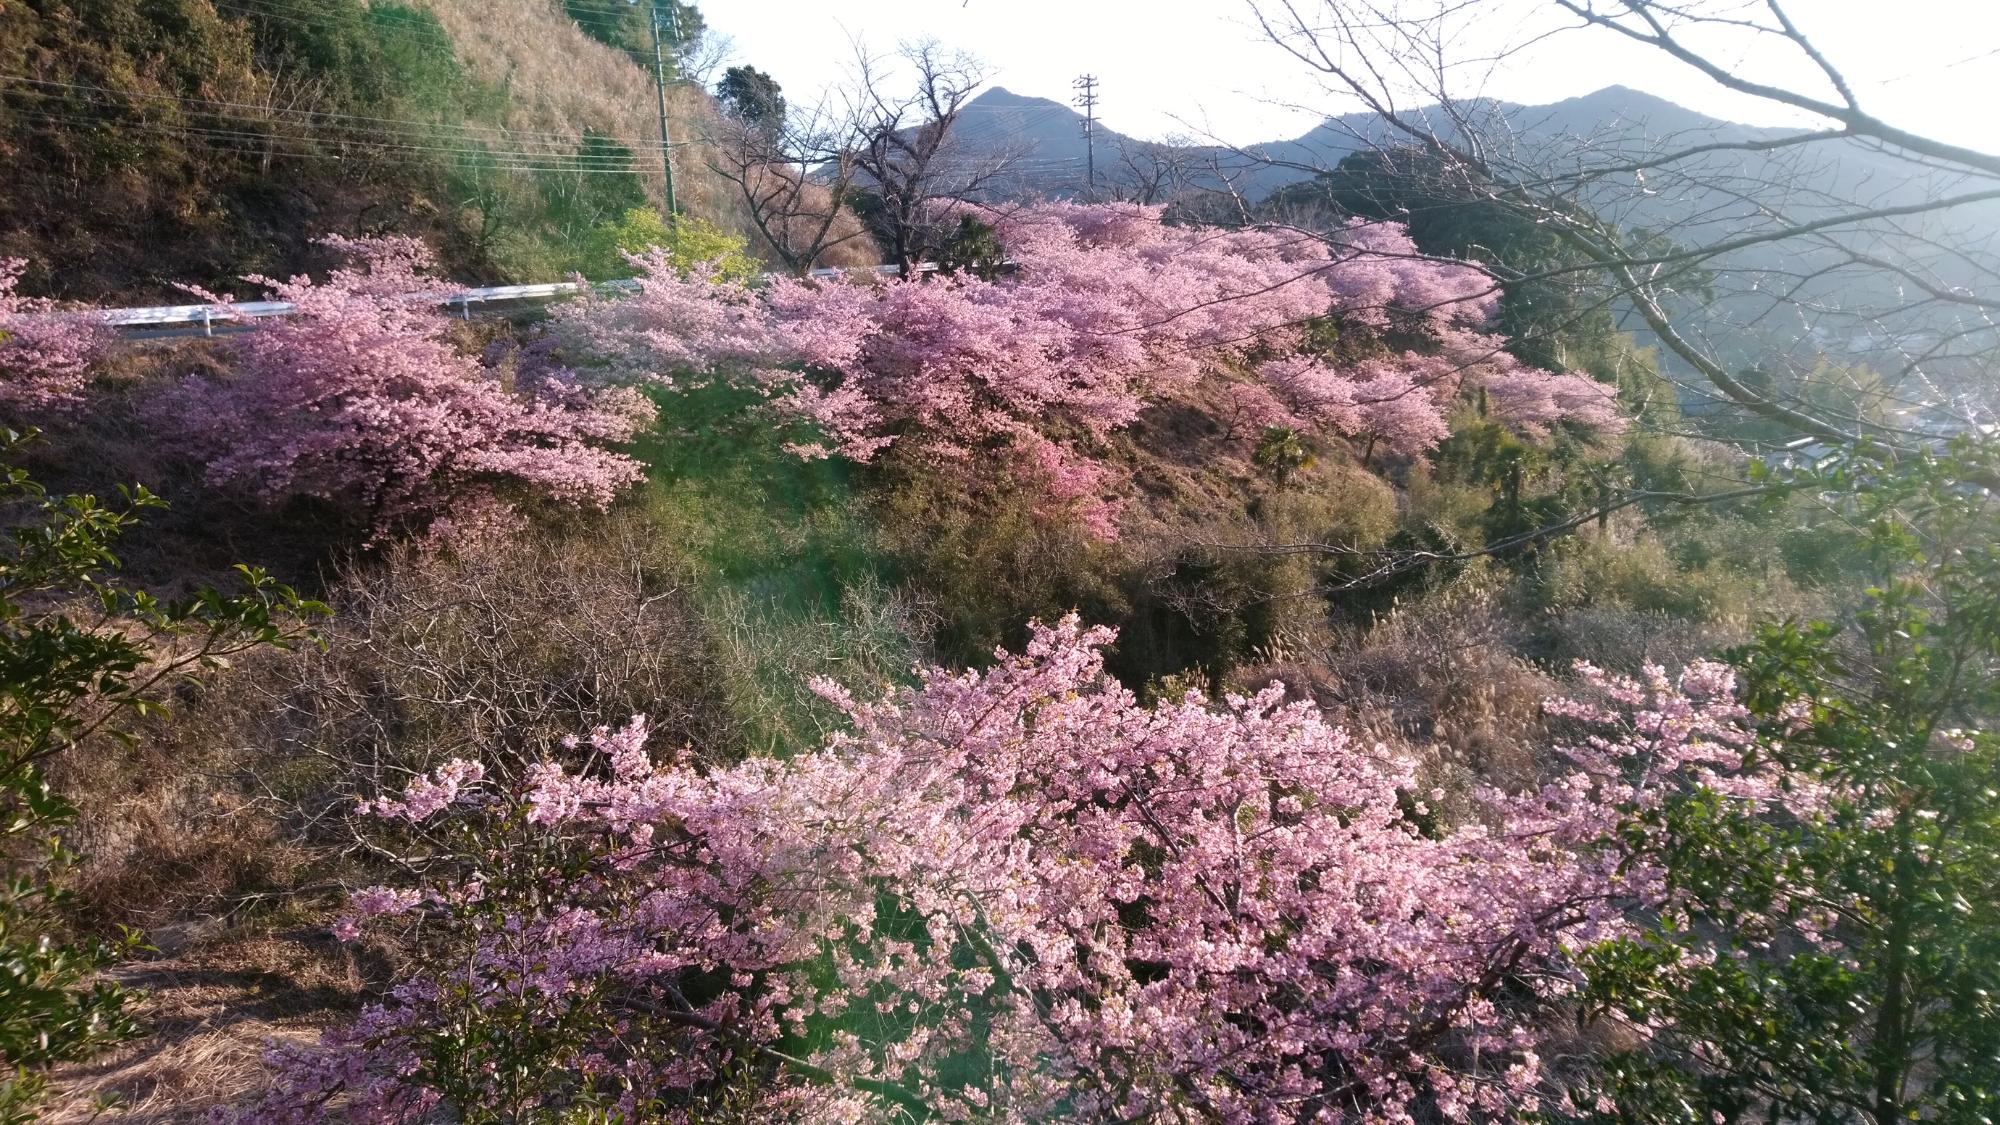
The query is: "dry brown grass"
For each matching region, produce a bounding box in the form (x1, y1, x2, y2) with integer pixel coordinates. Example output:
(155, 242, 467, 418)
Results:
(414, 0, 877, 267)
(280, 506, 737, 788)
(1244, 576, 1562, 790)
(415, 0, 708, 204)
(44, 933, 361, 1123)
(39, 509, 749, 1116)
(56, 504, 743, 917)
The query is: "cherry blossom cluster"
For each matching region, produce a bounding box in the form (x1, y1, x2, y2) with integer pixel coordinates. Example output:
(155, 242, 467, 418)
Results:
(167, 236, 656, 542)
(0, 258, 111, 411)
(550, 204, 1621, 536)
(232, 621, 1808, 1123)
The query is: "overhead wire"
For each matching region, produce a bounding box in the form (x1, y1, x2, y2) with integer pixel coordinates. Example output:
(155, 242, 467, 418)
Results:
(0, 80, 681, 174)
(0, 73, 678, 153)
(1, 35, 1117, 186)
(0, 102, 666, 176)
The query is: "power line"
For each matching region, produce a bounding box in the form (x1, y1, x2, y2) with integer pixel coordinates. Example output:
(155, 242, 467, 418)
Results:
(0, 97, 669, 176)
(0, 73, 679, 152)
(2, 73, 1094, 193)
(946, 102, 1074, 148)
(0, 78, 696, 177)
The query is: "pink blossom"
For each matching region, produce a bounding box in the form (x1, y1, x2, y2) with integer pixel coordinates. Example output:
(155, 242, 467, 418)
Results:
(233, 619, 1804, 1123)
(168, 237, 656, 543)
(549, 204, 1621, 540)
(0, 259, 111, 411)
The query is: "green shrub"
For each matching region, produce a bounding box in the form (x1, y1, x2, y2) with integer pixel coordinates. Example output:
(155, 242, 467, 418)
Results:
(0, 433, 319, 1120)
(583, 211, 760, 281)
(628, 383, 924, 753)
(871, 453, 1126, 669)
(1515, 533, 1753, 622)
(1574, 438, 2000, 1122)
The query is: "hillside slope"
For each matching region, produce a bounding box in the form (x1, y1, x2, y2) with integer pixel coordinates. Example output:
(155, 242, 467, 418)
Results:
(0, 0, 838, 302)
(408, 0, 724, 227)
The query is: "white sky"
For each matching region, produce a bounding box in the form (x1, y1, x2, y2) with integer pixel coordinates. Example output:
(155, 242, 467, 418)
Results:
(701, 0, 2000, 152)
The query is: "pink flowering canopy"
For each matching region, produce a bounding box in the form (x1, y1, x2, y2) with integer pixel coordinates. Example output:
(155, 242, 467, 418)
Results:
(0, 259, 111, 412)
(233, 619, 1806, 1123)
(550, 204, 1622, 536)
(169, 236, 656, 542)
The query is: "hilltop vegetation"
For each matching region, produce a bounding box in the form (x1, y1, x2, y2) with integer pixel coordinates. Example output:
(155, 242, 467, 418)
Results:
(0, 0, 857, 302)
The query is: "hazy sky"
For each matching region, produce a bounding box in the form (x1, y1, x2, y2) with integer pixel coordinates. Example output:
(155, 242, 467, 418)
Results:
(701, 1, 2000, 151)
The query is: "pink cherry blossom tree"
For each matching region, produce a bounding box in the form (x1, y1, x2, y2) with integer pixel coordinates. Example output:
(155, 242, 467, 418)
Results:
(169, 237, 656, 542)
(551, 204, 1621, 539)
(0, 259, 111, 412)
(231, 618, 1799, 1123)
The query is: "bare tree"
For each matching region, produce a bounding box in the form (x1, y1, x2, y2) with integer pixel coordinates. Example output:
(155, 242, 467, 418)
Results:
(678, 29, 736, 91)
(1108, 136, 1211, 205)
(1108, 138, 1181, 205)
(705, 98, 872, 275)
(242, 59, 334, 176)
(847, 42, 1025, 275)
(1245, 0, 2000, 447)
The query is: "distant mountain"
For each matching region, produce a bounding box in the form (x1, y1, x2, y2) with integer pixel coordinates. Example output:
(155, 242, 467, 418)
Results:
(952, 83, 1853, 204)
(944, 84, 2000, 381)
(943, 88, 1128, 198)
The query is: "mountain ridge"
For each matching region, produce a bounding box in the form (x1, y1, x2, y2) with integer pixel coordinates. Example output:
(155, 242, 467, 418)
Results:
(947, 82, 1784, 202)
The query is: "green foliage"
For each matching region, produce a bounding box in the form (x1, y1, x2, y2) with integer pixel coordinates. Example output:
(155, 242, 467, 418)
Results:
(1434, 413, 1592, 559)
(1703, 359, 1890, 448)
(871, 454, 1128, 670)
(562, 0, 704, 60)
(1574, 437, 2000, 1123)
(538, 133, 649, 240)
(1516, 534, 1758, 624)
(629, 385, 917, 755)
(1252, 426, 1316, 487)
(1113, 460, 1398, 689)
(457, 139, 707, 280)
(0, 0, 715, 297)
(0, 431, 322, 1121)
(935, 214, 1007, 281)
(366, 4, 469, 119)
(242, 0, 386, 109)
(583, 211, 759, 282)
(715, 65, 785, 130)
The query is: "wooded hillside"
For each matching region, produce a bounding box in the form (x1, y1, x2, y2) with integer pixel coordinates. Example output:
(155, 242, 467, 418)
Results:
(0, 0, 860, 301)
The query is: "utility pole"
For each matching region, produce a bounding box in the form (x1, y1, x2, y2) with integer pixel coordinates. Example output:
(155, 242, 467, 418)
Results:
(646, 0, 679, 217)
(1072, 74, 1099, 201)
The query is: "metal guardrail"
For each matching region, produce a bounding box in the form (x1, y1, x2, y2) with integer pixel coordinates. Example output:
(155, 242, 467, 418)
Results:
(87, 263, 938, 339)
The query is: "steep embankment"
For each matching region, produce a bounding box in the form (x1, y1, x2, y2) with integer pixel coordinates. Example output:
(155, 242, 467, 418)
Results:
(0, 0, 815, 302)
(406, 0, 742, 242)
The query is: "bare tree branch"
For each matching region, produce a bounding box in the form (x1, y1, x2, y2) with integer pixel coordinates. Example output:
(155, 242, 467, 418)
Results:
(1244, 0, 2000, 444)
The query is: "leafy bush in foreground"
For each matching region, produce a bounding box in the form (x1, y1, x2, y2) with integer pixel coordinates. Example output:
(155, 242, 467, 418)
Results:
(0, 433, 320, 1120)
(1570, 441, 2000, 1124)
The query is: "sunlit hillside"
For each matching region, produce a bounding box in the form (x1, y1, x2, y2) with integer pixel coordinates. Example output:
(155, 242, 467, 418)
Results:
(0, 0, 865, 301)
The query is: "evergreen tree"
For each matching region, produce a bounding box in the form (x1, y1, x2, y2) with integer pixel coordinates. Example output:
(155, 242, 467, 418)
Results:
(716, 65, 786, 131)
